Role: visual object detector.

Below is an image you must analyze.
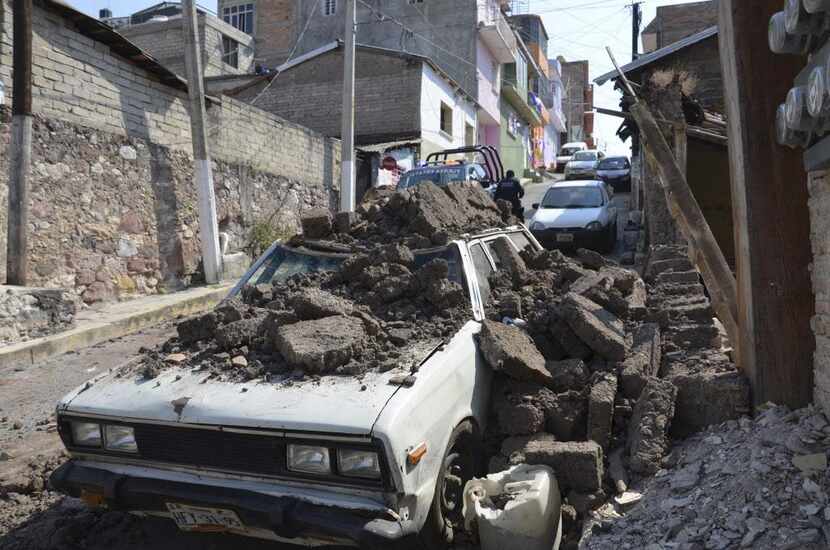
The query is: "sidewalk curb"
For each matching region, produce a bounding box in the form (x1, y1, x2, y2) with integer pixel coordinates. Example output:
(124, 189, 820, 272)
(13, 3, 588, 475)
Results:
(0, 285, 232, 370)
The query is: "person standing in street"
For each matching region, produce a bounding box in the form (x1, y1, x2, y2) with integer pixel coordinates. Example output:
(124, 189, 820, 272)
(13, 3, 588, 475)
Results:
(494, 170, 525, 218)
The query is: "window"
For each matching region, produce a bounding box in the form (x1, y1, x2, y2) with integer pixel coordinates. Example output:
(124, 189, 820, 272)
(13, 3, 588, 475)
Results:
(508, 232, 533, 253)
(323, 0, 337, 16)
(469, 243, 493, 306)
(223, 3, 254, 34)
(465, 123, 475, 147)
(222, 36, 239, 68)
(440, 102, 453, 137)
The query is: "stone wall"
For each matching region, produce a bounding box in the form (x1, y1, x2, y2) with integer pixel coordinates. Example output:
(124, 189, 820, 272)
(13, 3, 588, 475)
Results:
(642, 0, 719, 52)
(0, 286, 76, 344)
(0, 0, 340, 302)
(808, 170, 830, 416)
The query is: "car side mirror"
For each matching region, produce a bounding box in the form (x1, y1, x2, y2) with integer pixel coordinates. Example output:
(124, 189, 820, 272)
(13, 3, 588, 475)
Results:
(532, 203, 540, 209)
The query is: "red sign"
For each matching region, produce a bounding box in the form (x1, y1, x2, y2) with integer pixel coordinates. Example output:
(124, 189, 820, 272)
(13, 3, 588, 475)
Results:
(382, 156, 399, 171)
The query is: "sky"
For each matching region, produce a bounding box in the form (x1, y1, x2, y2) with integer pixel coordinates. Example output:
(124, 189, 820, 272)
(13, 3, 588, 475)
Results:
(66, 0, 705, 156)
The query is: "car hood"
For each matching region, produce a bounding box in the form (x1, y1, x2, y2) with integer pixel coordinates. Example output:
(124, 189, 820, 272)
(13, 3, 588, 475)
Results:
(533, 207, 601, 228)
(58, 339, 443, 435)
(567, 161, 596, 170)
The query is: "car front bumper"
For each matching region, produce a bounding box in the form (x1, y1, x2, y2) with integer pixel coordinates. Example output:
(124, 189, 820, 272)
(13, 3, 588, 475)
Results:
(51, 461, 416, 549)
(598, 173, 631, 190)
(531, 227, 606, 250)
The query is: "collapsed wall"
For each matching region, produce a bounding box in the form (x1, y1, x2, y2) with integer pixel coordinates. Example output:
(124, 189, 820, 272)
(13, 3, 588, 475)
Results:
(476, 243, 750, 547)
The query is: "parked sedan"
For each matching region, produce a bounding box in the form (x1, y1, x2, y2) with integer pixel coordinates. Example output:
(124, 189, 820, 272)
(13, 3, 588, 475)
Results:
(564, 150, 605, 180)
(596, 156, 631, 192)
(529, 180, 617, 253)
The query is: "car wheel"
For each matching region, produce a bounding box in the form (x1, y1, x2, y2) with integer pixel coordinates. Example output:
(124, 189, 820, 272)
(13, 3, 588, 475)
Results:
(417, 420, 483, 550)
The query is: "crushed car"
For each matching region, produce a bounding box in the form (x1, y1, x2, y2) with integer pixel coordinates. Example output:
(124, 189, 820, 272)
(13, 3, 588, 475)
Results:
(48, 182, 561, 549)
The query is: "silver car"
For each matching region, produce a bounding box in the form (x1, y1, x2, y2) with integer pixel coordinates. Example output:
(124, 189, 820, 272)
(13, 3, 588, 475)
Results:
(565, 150, 605, 180)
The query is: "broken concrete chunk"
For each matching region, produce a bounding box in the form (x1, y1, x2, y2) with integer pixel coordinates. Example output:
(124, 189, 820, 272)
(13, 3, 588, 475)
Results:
(599, 265, 641, 295)
(333, 211, 358, 234)
(496, 400, 546, 436)
(176, 312, 217, 344)
(644, 256, 693, 282)
(165, 353, 187, 364)
(569, 272, 613, 296)
(215, 317, 263, 350)
(290, 288, 354, 320)
(568, 489, 606, 514)
(577, 248, 608, 270)
(549, 319, 593, 360)
(607, 448, 629, 494)
(381, 243, 415, 266)
(546, 358, 590, 392)
(561, 293, 627, 361)
(655, 270, 700, 286)
(479, 320, 553, 387)
(628, 377, 677, 475)
(521, 437, 604, 492)
(542, 390, 588, 441)
(274, 316, 366, 373)
(301, 208, 333, 239)
(490, 237, 528, 282)
(619, 323, 661, 399)
(667, 370, 750, 437)
(588, 372, 618, 451)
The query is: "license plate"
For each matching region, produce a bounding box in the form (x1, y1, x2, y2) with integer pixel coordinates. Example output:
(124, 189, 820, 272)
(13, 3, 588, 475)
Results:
(167, 503, 244, 532)
(556, 233, 574, 243)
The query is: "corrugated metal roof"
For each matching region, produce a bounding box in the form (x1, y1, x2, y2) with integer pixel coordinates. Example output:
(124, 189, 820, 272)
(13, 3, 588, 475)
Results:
(594, 26, 718, 86)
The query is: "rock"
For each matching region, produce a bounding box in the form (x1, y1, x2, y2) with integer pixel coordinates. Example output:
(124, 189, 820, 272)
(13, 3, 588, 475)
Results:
(670, 461, 701, 493)
(215, 317, 262, 350)
(497, 291, 523, 319)
(479, 320, 553, 387)
(82, 281, 113, 304)
(577, 248, 608, 270)
(301, 208, 333, 239)
(118, 211, 145, 234)
(231, 355, 248, 368)
(619, 323, 661, 399)
(382, 243, 415, 266)
(644, 256, 693, 282)
(568, 489, 606, 514)
(334, 211, 358, 233)
(624, 278, 647, 319)
(116, 237, 138, 258)
(119, 145, 137, 160)
(546, 358, 590, 392)
(165, 353, 187, 364)
(656, 270, 700, 285)
(613, 491, 642, 511)
(542, 390, 587, 441)
(490, 236, 528, 283)
(177, 312, 218, 344)
(275, 316, 366, 373)
(792, 453, 828, 476)
(628, 377, 677, 475)
(549, 319, 593, 360)
(521, 437, 604, 492)
(561, 293, 627, 361)
(75, 269, 95, 286)
(496, 399, 546, 436)
(290, 288, 354, 320)
(667, 370, 750, 437)
(588, 372, 617, 451)
(569, 272, 613, 296)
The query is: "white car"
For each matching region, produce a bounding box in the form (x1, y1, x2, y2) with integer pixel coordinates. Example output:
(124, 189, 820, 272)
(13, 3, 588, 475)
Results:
(564, 150, 605, 180)
(49, 227, 561, 549)
(555, 141, 588, 172)
(529, 180, 617, 253)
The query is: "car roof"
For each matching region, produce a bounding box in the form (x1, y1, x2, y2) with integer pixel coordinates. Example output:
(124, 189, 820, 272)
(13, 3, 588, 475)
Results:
(549, 180, 604, 188)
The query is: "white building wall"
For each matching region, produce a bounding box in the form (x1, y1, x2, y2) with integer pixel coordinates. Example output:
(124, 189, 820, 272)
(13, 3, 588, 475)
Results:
(420, 63, 477, 157)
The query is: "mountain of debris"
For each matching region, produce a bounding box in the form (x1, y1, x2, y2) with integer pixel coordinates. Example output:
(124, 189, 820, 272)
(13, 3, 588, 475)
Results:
(133, 182, 514, 383)
(474, 244, 751, 549)
(582, 404, 830, 550)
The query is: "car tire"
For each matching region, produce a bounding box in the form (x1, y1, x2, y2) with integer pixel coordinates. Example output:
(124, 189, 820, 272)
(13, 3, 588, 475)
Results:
(416, 420, 484, 550)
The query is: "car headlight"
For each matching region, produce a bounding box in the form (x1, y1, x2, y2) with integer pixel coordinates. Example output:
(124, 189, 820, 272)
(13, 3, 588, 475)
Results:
(338, 449, 382, 479)
(586, 221, 603, 231)
(530, 221, 546, 231)
(104, 425, 138, 453)
(71, 421, 102, 447)
(287, 444, 331, 475)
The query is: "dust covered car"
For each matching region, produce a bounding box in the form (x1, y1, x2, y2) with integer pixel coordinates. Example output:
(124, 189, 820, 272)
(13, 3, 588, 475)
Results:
(49, 183, 557, 549)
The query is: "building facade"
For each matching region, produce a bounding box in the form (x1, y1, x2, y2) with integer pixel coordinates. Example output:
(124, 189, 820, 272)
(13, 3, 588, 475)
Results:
(641, 0, 719, 53)
(560, 58, 594, 148)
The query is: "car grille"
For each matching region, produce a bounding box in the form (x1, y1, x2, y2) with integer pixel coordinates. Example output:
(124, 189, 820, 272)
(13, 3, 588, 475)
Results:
(134, 424, 283, 476)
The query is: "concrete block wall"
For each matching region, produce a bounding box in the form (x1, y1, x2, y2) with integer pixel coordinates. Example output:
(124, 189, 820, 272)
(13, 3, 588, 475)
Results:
(808, 170, 830, 416)
(0, 0, 340, 300)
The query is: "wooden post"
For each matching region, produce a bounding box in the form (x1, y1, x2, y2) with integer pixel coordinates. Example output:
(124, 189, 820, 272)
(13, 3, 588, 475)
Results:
(631, 101, 740, 346)
(7, 0, 32, 286)
(719, 0, 815, 408)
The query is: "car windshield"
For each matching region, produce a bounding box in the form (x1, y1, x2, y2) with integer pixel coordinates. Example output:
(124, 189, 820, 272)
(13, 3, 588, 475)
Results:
(572, 151, 597, 162)
(599, 158, 628, 170)
(560, 147, 582, 156)
(397, 166, 466, 190)
(240, 243, 467, 289)
(541, 186, 603, 209)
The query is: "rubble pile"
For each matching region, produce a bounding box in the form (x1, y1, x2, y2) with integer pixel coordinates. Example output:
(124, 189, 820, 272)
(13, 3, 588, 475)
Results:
(582, 404, 830, 550)
(136, 182, 512, 382)
(476, 244, 751, 548)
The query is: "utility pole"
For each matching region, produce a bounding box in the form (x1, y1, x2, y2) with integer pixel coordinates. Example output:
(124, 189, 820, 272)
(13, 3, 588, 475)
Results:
(340, 0, 357, 212)
(182, 0, 222, 284)
(630, 1, 643, 61)
(7, 0, 32, 286)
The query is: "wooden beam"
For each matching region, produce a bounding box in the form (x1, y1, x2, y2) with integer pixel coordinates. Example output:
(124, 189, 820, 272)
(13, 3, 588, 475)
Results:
(719, 0, 815, 408)
(631, 101, 740, 346)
